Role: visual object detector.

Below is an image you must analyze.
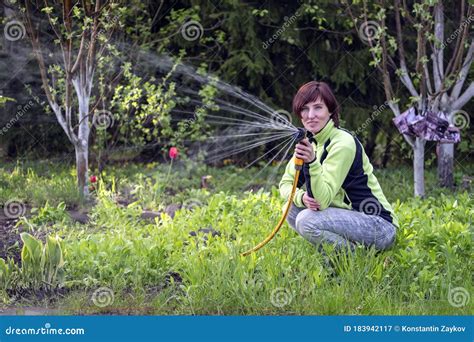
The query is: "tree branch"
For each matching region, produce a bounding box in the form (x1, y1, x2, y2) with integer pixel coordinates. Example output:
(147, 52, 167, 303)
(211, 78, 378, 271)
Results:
(394, 0, 419, 98)
(23, 0, 76, 143)
(71, 31, 86, 74)
(444, 1, 470, 79)
(450, 39, 474, 100)
(151, 0, 164, 28)
(432, 1, 444, 92)
(401, 0, 416, 24)
(451, 82, 474, 110)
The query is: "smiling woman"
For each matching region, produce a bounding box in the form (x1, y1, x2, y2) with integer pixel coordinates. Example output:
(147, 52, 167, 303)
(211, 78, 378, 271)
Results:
(279, 81, 399, 252)
(293, 81, 340, 133)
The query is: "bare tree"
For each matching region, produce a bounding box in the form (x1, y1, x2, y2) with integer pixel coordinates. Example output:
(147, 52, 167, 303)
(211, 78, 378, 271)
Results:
(21, 0, 118, 196)
(350, 0, 473, 196)
(432, 1, 473, 188)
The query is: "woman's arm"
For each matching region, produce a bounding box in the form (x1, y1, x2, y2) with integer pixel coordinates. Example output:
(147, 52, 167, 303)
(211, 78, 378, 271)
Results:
(279, 156, 306, 208)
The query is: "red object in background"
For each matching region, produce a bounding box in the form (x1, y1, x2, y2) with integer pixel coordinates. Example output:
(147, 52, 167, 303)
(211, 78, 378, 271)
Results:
(90, 175, 97, 183)
(169, 147, 179, 159)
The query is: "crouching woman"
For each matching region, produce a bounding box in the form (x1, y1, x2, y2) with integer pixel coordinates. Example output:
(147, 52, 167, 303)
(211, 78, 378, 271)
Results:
(279, 81, 398, 251)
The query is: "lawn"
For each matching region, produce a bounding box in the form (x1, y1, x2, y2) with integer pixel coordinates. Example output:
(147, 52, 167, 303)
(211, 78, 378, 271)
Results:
(0, 160, 472, 315)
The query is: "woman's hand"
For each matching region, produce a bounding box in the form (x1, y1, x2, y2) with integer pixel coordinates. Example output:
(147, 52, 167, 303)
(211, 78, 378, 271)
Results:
(295, 138, 316, 163)
(302, 192, 320, 210)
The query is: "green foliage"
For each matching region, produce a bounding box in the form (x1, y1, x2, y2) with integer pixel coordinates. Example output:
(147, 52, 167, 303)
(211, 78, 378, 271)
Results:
(0, 162, 81, 208)
(100, 55, 217, 164)
(56, 184, 473, 314)
(0, 258, 17, 294)
(19, 233, 65, 290)
(1, 161, 471, 314)
(104, 60, 179, 151)
(28, 202, 70, 226)
(5, 0, 472, 167)
(0, 96, 15, 107)
(43, 235, 66, 287)
(20, 232, 44, 289)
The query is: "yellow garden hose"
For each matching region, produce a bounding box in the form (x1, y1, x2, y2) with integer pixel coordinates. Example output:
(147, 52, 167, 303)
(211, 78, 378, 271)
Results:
(241, 157, 304, 256)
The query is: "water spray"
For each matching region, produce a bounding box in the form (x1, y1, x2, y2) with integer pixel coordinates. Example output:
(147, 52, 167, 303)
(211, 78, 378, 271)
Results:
(241, 127, 309, 256)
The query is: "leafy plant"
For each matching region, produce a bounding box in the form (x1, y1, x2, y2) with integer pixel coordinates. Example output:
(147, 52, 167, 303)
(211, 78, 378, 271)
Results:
(20, 233, 65, 290)
(20, 233, 44, 289)
(0, 258, 17, 292)
(0, 161, 472, 314)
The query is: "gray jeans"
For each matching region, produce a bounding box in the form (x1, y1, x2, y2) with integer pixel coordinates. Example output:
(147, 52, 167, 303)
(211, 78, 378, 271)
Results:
(287, 204, 396, 251)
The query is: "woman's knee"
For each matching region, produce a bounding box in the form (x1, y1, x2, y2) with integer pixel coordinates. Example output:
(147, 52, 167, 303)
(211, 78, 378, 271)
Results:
(286, 204, 303, 232)
(375, 224, 396, 250)
(295, 209, 322, 236)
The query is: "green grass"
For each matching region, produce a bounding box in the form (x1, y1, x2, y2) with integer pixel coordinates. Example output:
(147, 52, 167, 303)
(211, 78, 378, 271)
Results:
(0, 160, 472, 315)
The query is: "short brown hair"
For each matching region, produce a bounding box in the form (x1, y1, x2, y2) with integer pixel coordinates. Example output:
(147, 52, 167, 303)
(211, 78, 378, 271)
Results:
(292, 81, 340, 128)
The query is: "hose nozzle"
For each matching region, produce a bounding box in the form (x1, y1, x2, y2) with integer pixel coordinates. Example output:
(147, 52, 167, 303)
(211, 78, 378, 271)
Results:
(294, 127, 307, 143)
(292, 128, 307, 170)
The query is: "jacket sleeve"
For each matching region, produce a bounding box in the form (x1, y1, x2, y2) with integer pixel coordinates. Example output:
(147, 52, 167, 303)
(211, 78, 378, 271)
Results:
(279, 156, 306, 208)
(306, 138, 356, 210)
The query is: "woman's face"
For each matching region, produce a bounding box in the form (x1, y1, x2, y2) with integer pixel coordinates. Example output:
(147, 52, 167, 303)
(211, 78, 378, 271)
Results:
(300, 99, 331, 134)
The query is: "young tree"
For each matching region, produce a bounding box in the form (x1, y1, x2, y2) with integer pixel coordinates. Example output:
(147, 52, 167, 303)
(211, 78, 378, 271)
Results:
(21, 0, 121, 196)
(430, 1, 473, 188)
(351, 0, 473, 196)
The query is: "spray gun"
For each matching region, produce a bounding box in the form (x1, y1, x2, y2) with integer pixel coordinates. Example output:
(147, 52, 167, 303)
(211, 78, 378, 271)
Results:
(293, 127, 307, 169)
(240, 127, 310, 257)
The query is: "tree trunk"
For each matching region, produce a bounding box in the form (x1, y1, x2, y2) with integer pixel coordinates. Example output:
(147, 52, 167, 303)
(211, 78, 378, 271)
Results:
(75, 142, 89, 197)
(413, 137, 426, 197)
(75, 96, 91, 198)
(437, 142, 454, 188)
(73, 76, 92, 197)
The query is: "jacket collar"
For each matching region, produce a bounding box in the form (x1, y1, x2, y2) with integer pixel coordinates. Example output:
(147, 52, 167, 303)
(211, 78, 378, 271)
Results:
(307, 118, 335, 145)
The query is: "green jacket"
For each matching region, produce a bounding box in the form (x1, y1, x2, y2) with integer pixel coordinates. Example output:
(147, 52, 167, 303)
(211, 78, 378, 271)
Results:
(279, 118, 399, 228)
